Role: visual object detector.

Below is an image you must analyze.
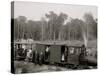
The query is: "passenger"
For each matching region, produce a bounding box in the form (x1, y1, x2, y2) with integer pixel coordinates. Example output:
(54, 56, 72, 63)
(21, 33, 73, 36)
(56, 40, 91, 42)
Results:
(22, 45, 26, 54)
(42, 52, 44, 64)
(18, 44, 23, 56)
(61, 53, 65, 62)
(79, 44, 86, 65)
(64, 47, 68, 62)
(32, 50, 35, 63)
(37, 52, 39, 64)
(81, 44, 86, 55)
(45, 45, 50, 60)
(41, 52, 44, 64)
(35, 51, 38, 64)
(25, 49, 32, 62)
(39, 52, 43, 65)
(24, 49, 27, 60)
(22, 45, 27, 59)
(70, 47, 74, 54)
(14, 45, 17, 60)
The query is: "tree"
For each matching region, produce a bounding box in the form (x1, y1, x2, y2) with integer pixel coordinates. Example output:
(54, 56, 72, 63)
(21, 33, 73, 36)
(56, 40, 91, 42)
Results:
(45, 11, 58, 40)
(17, 16, 27, 39)
(64, 18, 84, 41)
(83, 13, 97, 40)
(45, 11, 68, 40)
(13, 12, 97, 42)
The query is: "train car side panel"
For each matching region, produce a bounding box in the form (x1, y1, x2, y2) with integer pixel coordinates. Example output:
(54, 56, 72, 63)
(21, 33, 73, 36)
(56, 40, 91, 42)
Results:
(50, 45, 61, 64)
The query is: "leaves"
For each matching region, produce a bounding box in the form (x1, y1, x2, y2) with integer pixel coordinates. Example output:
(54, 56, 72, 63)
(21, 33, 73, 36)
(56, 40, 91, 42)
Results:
(13, 12, 97, 41)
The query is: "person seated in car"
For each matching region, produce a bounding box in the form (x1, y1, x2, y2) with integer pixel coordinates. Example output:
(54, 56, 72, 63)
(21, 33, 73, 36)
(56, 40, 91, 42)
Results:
(45, 45, 50, 61)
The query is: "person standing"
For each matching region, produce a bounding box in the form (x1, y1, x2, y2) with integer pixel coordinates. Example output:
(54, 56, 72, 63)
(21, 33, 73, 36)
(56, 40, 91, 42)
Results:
(45, 45, 50, 64)
(25, 49, 32, 62)
(79, 44, 86, 65)
(34, 51, 38, 64)
(32, 50, 35, 63)
(39, 52, 43, 65)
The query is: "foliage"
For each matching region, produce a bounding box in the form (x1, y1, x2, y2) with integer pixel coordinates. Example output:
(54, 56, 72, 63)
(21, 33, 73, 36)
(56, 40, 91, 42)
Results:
(13, 12, 97, 41)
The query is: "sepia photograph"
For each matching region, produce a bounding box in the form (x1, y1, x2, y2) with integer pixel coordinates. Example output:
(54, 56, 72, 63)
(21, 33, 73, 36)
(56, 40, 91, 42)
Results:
(11, 1, 97, 74)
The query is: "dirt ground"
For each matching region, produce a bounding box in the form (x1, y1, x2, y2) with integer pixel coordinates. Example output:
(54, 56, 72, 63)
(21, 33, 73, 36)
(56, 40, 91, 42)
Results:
(14, 61, 72, 73)
(14, 60, 97, 74)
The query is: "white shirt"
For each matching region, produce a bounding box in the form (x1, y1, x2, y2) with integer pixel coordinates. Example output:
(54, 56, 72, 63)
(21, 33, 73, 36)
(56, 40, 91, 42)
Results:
(62, 54, 65, 61)
(46, 47, 49, 52)
(27, 49, 32, 57)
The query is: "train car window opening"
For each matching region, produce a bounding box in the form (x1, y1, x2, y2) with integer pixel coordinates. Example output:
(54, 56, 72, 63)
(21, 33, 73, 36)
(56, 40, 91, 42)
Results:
(26, 49, 32, 59)
(46, 46, 50, 52)
(64, 47, 68, 62)
(69, 47, 74, 54)
(75, 47, 81, 55)
(61, 46, 65, 62)
(75, 48, 78, 55)
(18, 44, 21, 49)
(45, 45, 50, 60)
(85, 49, 90, 56)
(22, 44, 26, 49)
(79, 48, 82, 54)
(16, 45, 18, 50)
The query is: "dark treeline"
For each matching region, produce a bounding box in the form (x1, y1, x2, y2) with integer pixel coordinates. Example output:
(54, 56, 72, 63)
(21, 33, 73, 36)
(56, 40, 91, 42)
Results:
(13, 11, 97, 41)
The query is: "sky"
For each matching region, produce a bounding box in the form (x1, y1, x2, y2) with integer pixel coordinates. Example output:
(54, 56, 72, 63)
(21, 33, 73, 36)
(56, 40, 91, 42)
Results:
(14, 1, 97, 21)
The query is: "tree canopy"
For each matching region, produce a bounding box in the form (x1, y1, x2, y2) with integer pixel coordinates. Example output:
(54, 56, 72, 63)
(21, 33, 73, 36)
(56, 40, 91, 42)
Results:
(13, 12, 97, 41)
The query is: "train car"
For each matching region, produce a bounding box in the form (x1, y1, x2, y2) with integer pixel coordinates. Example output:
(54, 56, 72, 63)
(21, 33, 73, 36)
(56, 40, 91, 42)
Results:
(35, 42, 85, 67)
(13, 42, 36, 61)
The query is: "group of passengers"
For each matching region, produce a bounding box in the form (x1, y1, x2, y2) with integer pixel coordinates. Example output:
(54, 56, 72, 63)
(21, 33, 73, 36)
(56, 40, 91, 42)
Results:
(14, 44, 50, 65)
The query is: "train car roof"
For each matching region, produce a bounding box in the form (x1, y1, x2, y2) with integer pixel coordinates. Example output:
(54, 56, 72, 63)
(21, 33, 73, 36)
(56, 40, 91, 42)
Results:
(36, 41, 83, 47)
(13, 40, 97, 48)
(13, 41, 83, 46)
(12, 42, 34, 44)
